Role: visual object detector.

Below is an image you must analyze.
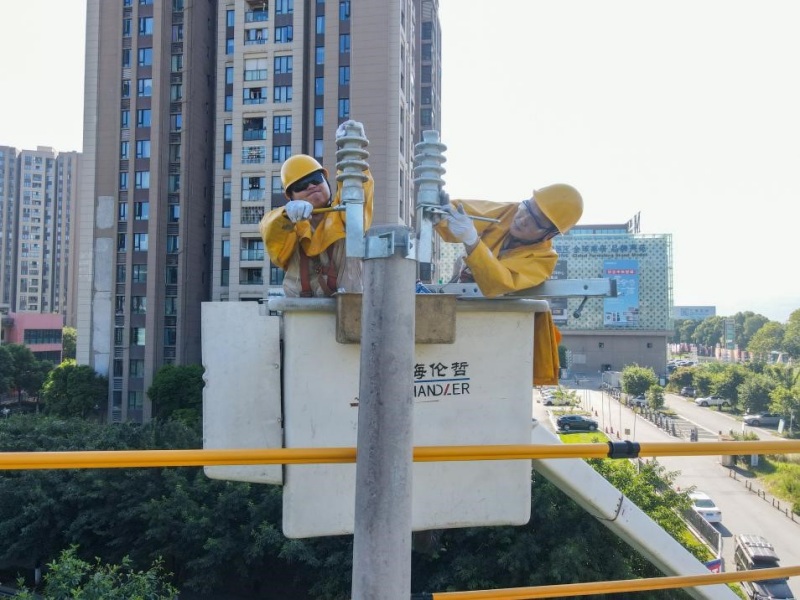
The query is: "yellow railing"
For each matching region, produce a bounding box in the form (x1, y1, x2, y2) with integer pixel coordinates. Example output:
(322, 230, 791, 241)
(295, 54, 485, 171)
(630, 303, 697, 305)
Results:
(2, 439, 798, 599)
(0, 440, 797, 470)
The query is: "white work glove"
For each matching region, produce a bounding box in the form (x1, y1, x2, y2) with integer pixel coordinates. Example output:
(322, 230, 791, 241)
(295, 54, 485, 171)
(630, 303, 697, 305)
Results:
(445, 203, 478, 247)
(336, 119, 366, 140)
(284, 200, 313, 223)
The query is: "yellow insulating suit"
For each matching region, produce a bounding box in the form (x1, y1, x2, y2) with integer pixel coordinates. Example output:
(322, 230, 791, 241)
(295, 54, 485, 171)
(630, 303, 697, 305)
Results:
(259, 169, 374, 276)
(436, 199, 562, 385)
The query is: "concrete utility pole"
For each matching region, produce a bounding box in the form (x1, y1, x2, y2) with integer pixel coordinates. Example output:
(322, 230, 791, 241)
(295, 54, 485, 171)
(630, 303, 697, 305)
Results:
(351, 130, 445, 599)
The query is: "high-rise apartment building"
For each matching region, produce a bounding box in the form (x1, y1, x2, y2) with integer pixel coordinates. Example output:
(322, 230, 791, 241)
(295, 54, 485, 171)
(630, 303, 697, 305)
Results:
(0, 146, 80, 325)
(78, 0, 442, 422)
(213, 0, 442, 300)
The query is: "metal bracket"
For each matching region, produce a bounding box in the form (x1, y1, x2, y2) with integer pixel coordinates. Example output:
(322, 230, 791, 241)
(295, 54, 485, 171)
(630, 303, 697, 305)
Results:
(424, 278, 616, 299)
(364, 226, 416, 260)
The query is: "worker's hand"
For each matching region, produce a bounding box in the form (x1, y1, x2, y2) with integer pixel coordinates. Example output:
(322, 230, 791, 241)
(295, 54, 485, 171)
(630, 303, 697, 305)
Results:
(284, 200, 313, 223)
(444, 203, 479, 247)
(336, 120, 366, 140)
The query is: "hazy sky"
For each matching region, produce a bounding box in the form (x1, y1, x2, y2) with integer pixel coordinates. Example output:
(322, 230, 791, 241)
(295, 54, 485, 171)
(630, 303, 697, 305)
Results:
(1, 1, 798, 322)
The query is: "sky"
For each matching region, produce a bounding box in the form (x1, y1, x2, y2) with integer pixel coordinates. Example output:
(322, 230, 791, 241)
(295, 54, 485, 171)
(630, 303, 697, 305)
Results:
(1, 1, 798, 322)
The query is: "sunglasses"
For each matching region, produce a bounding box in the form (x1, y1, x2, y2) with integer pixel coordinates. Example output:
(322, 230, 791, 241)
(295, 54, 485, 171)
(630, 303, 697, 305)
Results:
(522, 199, 557, 233)
(290, 171, 326, 194)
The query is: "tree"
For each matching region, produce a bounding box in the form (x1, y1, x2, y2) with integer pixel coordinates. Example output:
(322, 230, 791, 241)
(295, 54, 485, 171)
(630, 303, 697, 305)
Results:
(147, 364, 204, 423)
(737, 374, 775, 414)
(620, 364, 657, 397)
(646, 385, 665, 410)
(5, 343, 45, 402)
(0, 345, 13, 396)
(667, 366, 695, 391)
(61, 326, 77, 360)
(739, 312, 769, 350)
(692, 316, 724, 349)
(781, 309, 800, 359)
(747, 322, 785, 361)
(40, 360, 108, 418)
(14, 546, 177, 599)
(770, 387, 799, 430)
(713, 364, 748, 409)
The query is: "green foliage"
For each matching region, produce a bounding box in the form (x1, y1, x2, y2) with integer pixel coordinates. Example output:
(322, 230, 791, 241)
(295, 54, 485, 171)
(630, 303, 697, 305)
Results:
(738, 374, 776, 414)
(691, 316, 725, 348)
(0, 345, 13, 395)
(147, 364, 204, 423)
(4, 344, 50, 400)
(620, 364, 657, 396)
(747, 322, 785, 360)
(667, 366, 695, 391)
(713, 364, 747, 407)
(781, 309, 800, 358)
(769, 387, 799, 430)
(40, 360, 108, 418)
(14, 546, 177, 599)
(646, 385, 665, 410)
(739, 313, 769, 350)
(61, 327, 77, 361)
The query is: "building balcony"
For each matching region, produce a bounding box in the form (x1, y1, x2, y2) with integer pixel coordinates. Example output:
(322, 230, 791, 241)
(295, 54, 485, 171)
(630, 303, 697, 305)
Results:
(241, 188, 266, 201)
(240, 249, 265, 261)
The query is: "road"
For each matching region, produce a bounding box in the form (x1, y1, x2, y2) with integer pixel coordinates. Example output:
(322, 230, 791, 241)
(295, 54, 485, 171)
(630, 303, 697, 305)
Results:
(532, 385, 799, 598)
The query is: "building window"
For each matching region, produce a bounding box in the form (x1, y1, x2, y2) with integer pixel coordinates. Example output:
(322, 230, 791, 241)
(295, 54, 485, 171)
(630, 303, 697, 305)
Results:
(172, 54, 183, 72)
(272, 145, 291, 163)
(271, 175, 283, 195)
(165, 266, 178, 285)
(116, 264, 126, 282)
(273, 85, 292, 103)
(168, 174, 181, 193)
(226, 9, 235, 27)
(274, 55, 292, 74)
(135, 140, 150, 158)
(130, 359, 145, 378)
(119, 172, 128, 191)
(421, 108, 433, 127)
(244, 87, 267, 104)
(131, 296, 147, 314)
(315, 46, 325, 65)
(170, 114, 182, 131)
(134, 171, 150, 189)
(122, 48, 131, 68)
(222, 239, 230, 258)
(171, 84, 183, 101)
(131, 327, 144, 346)
(168, 204, 180, 222)
(172, 24, 183, 42)
(273, 115, 292, 134)
(222, 209, 231, 227)
(165, 296, 177, 315)
(339, 66, 350, 86)
(315, 16, 325, 34)
(244, 58, 267, 81)
(133, 233, 149, 251)
(245, 28, 267, 44)
(132, 264, 147, 283)
(122, 18, 131, 37)
(338, 98, 350, 119)
(222, 180, 232, 200)
(118, 202, 128, 221)
(121, 110, 130, 128)
(339, 34, 350, 53)
(275, 26, 293, 43)
(224, 123, 233, 142)
(223, 152, 232, 169)
(225, 94, 233, 111)
(137, 47, 152, 66)
(138, 17, 153, 35)
(113, 359, 124, 377)
(128, 391, 144, 411)
(117, 233, 128, 252)
(314, 139, 324, 158)
(134, 201, 149, 220)
(275, 0, 293, 14)
(114, 327, 124, 346)
(136, 109, 151, 127)
(314, 108, 324, 127)
(226, 37, 234, 54)
(339, 0, 350, 20)
(121, 80, 131, 98)
(120, 141, 129, 159)
(164, 328, 177, 346)
(167, 235, 180, 253)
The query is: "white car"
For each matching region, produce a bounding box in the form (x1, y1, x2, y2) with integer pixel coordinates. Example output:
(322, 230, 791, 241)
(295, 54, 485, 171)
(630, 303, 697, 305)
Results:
(694, 395, 730, 407)
(689, 491, 722, 523)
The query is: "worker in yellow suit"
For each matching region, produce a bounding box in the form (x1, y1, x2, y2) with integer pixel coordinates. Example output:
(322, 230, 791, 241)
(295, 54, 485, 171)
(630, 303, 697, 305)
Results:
(259, 120, 374, 297)
(435, 185, 583, 385)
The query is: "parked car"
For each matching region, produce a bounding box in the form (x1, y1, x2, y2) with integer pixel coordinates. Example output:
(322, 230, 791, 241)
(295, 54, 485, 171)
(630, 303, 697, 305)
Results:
(742, 413, 783, 427)
(695, 395, 730, 407)
(630, 395, 647, 408)
(688, 491, 722, 523)
(680, 386, 696, 397)
(733, 533, 795, 600)
(556, 414, 598, 432)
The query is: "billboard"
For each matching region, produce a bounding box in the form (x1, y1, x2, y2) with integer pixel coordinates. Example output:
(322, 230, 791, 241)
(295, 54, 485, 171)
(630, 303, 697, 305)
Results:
(549, 259, 568, 325)
(603, 259, 640, 328)
(674, 306, 716, 320)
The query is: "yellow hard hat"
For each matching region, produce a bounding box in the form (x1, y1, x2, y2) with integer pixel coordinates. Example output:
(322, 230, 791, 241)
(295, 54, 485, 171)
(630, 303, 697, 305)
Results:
(280, 154, 329, 197)
(533, 184, 583, 234)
